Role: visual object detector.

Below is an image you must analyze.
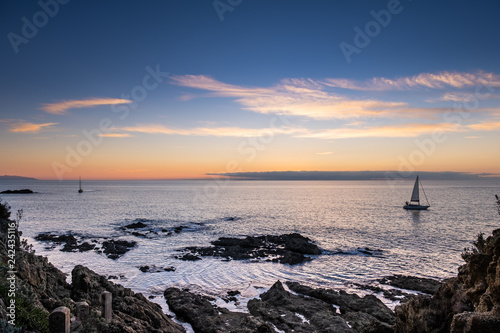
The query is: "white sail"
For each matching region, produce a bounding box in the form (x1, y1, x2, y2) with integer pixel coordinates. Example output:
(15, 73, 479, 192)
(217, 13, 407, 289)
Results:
(410, 176, 420, 202)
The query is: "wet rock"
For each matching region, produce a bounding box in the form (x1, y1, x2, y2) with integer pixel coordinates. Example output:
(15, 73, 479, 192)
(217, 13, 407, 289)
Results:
(139, 265, 176, 273)
(179, 233, 321, 265)
(101, 239, 136, 260)
(354, 283, 413, 302)
(379, 275, 441, 295)
(173, 225, 188, 233)
(165, 287, 272, 333)
(177, 253, 202, 261)
(123, 221, 148, 229)
(248, 281, 355, 332)
(286, 281, 395, 328)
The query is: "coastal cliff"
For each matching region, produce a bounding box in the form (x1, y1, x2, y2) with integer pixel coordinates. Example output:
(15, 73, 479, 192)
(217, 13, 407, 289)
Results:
(395, 230, 500, 332)
(0, 200, 184, 333)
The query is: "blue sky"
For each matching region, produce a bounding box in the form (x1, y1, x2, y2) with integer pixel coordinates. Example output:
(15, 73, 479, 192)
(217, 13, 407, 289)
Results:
(1, 0, 500, 179)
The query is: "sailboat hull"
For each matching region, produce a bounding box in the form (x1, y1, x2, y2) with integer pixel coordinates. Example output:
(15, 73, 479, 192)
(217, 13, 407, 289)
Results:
(404, 204, 429, 210)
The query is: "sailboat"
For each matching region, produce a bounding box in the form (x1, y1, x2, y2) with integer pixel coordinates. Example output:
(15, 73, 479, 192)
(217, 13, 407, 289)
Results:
(403, 175, 430, 210)
(78, 177, 83, 193)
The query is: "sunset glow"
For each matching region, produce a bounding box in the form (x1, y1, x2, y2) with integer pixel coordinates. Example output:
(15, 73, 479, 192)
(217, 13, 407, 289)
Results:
(1, 1, 499, 180)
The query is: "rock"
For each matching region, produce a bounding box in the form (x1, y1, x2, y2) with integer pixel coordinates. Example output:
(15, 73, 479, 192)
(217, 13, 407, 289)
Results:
(0, 189, 34, 194)
(72, 265, 184, 332)
(101, 239, 136, 259)
(179, 233, 321, 265)
(123, 221, 148, 229)
(286, 281, 395, 328)
(379, 275, 441, 295)
(394, 229, 500, 332)
(177, 253, 202, 261)
(139, 265, 176, 273)
(248, 281, 355, 332)
(165, 287, 272, 333)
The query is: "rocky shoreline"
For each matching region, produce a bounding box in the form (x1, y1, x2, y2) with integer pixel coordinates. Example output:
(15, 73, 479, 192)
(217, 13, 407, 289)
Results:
(2, 198, 500, 332)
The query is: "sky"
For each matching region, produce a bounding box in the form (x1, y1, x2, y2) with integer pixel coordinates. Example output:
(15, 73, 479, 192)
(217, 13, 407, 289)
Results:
(1, 0, 500, 180)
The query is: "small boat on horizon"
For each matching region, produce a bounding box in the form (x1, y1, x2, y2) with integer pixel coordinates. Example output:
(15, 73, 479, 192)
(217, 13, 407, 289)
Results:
(78, 177, 83, 193)
(404, 175, 430, 210)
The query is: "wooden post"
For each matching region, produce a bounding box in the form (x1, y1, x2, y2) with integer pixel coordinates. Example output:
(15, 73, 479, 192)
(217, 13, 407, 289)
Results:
(49, 306, 70, 333)
(102, 291, 112, 323)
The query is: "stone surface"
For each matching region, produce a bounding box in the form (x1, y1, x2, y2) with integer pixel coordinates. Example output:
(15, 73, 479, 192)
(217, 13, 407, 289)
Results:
(395, 229, 500, 332)
(49, 306, 70, 333)
(178, 233, 321, 265)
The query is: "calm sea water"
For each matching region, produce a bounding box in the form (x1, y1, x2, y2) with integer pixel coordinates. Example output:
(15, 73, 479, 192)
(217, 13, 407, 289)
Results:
(1, 178, 499, 310)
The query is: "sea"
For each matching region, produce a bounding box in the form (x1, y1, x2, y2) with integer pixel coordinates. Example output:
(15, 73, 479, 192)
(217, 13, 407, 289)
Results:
(1, 178, 499, 317)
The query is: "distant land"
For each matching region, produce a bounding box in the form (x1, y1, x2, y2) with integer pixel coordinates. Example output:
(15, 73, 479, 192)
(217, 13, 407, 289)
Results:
(207, 171, 500, 181)
(0, 175, 38, 180)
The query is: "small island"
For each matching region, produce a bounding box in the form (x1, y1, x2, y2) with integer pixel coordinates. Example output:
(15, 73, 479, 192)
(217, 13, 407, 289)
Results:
(0, 175, 38, 180)
(0, 189, 35, 194)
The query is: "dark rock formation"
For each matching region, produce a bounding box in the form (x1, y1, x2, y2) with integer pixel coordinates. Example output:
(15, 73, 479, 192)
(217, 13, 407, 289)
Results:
(101, 239, 136, 260)
(178, 233, 321, 265)
(35, 232, 136, 259)
(72, 265, 184, 332)
(0, 189, 34, 194)
(164, 281, 395, 333)
(379, 275, 441, 295)
(395, 229, 500, 332)
(248, 281, 356, 332)
(286, 282, 395, 329)
(139, 265, 176, 273)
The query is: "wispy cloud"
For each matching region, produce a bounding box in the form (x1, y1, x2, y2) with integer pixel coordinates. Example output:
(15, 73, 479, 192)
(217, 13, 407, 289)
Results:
(9, 122, 58, 133)
(41, 97, 133, 115)
(121, 123, 306, 137)
(466, 121, 500, 131)
(297, 123, 462, 139)
(98, 133, 133, 138)
(171, 72, 499, 120)
(171, 75, 409, 120)
(322, 71, 500, 91)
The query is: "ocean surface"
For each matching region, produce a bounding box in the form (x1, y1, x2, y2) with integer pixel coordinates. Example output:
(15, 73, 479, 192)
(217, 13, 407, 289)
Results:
(1, 178, 499, 314)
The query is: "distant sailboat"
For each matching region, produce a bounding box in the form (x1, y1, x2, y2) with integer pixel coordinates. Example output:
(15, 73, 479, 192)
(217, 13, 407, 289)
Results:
(78, 177, 83, 193)
(403, 176, 430, 210)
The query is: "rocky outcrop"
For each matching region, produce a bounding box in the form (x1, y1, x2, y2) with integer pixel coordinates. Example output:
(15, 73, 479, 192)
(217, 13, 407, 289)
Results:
(178, 233, 322, 265)
(165, 287, 272, 333)
(0, 203, 184, 333)
(35, 232, 136, 259)
(395, 229, 500, 332)
(71, 265, 184, 333)
(165, 280, 395, 333)
(286, 282, 395, 330)
(379, 275, 442, 295)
